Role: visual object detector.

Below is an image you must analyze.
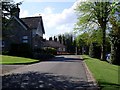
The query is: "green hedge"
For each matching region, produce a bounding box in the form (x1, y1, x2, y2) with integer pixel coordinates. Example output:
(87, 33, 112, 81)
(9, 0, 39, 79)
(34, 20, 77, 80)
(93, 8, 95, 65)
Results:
(89, 42, 101, 59)
(9, 43, 32, 58)
(33, 47, 56, 60)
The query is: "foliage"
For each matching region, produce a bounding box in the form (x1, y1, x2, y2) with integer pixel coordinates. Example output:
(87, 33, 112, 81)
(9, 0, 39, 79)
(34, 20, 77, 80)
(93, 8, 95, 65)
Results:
(9, 43, 32, 58)
(33, 47, 56, 60)
(109, 3, 120, 65)
(54, 33, 76, 54)
(53, 36, 57, 42)
(2, 0, 22, 31)
(62, 33, 76, 53)
(1, 55, 39, 65)
(33, 53, 54, 60)
(76, 32, 90, 47)
(109, 19, 120, 65)
(82, 55, 120, 90)
(44, 47, 57, 55)
(49, 37, 52, 41)
(89, 42, 101, 59)
(2, 0, 22, 18)
(75, 30, 103, 55)
(75, 1, 119, 61)
(58, 35, 62, 44)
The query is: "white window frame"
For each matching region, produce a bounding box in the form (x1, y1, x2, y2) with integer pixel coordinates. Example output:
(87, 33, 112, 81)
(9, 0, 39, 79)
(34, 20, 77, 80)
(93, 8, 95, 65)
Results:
(23, 36, 28, 39)
(22, 40, 28, 43)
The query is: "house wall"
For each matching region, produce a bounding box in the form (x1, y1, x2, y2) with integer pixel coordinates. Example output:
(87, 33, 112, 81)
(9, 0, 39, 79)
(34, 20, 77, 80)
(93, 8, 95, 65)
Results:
(3, 18, 32, 51)
(32, 34, 43, 50)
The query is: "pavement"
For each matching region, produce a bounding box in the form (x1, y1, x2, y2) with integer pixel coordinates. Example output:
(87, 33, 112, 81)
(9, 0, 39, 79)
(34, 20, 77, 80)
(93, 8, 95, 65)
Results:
(1, 65, 26, 74)
(2, 55, 99, 90)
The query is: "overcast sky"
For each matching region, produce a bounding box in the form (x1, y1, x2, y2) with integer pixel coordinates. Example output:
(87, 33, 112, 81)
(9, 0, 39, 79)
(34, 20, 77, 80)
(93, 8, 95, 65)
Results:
(13, 0, 81, 39)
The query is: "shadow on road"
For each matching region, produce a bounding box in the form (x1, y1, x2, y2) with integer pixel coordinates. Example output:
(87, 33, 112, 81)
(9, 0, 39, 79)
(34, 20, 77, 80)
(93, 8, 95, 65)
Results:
(47, 56, 83, 62)
(2, 71, 97, 90)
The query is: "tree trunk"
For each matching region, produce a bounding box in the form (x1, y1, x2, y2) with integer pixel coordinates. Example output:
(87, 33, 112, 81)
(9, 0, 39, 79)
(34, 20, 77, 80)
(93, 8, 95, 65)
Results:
(100, 21, 106, 61)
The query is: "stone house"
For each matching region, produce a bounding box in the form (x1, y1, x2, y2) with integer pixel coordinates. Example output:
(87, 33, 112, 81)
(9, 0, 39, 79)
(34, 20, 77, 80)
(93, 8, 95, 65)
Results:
(2, 6, 45, 52)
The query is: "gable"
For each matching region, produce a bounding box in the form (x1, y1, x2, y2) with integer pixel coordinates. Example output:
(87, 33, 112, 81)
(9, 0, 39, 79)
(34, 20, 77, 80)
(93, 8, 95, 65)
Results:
(13, 16, 28, 30)
(21, 16, 45, 34)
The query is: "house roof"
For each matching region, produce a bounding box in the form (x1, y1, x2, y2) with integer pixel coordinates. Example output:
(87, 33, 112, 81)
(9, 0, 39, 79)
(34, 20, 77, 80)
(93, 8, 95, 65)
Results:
(5, 16, 28, 30)
(21, 16, 45, 34)
(14, 16, 29, 30)
(42, 40, 66, 48)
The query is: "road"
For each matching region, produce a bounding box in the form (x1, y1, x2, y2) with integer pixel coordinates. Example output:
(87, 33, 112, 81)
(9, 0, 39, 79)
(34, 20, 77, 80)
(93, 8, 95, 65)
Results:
(2, 55, 98, 90)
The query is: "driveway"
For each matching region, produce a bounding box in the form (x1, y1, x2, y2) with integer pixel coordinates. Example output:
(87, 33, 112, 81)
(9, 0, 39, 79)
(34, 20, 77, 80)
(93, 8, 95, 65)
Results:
(2, 55, 98, 90)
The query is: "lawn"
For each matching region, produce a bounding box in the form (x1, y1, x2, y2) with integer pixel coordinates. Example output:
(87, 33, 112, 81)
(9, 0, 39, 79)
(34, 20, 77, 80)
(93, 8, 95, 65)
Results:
(82, 55, 120, 90)
(0, 55, 40, 65)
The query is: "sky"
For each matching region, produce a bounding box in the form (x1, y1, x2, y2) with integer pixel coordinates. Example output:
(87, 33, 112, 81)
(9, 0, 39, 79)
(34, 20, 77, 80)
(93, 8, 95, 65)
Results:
(13, 0, 80, 39)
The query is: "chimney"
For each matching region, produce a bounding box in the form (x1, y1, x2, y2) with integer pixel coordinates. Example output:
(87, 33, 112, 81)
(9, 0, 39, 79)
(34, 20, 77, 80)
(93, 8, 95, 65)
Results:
(10, 4, 20, 18)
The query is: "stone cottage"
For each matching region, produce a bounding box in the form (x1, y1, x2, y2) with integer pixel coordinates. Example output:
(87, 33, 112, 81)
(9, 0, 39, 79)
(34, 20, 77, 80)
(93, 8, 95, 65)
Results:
(2, 6, 45, 52)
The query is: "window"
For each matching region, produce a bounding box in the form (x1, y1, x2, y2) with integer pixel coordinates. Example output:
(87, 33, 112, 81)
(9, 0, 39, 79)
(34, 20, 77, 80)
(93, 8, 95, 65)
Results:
(23, 36, 28, 39)
(23, 40, 28, 43)
(22, 36, 28, 43)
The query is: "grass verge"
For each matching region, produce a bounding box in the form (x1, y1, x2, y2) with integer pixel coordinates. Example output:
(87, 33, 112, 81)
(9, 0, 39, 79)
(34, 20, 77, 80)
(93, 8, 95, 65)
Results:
(0, 55, 39, 65)
(82, 55, 120, 90)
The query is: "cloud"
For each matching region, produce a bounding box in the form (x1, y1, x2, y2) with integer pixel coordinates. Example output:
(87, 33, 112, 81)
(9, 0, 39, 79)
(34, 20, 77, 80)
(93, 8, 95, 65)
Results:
(43, 7, 54, 14)
(19, 1, 79, 39)
(21, 0, 76, 2)
(40, 2, 78, 39)
(20, 9, 29, 18)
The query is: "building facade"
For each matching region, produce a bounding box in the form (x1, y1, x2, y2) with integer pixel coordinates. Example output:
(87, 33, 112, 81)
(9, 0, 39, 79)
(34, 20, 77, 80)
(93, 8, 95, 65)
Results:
(2, 6, 45, 52)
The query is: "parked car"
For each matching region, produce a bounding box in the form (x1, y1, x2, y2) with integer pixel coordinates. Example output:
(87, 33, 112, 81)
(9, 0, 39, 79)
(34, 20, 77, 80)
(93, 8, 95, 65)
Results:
(106, 53, 111, 63)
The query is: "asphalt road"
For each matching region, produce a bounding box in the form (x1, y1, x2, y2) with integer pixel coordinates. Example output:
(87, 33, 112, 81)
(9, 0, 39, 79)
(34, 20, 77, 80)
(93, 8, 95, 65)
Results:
(3, 55, 87, 80)
(2, 55, 98, 90)
(1, 65, 26, 74)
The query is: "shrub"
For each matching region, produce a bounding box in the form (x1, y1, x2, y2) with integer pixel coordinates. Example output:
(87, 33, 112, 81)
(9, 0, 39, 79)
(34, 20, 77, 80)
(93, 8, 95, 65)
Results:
(44, 47, 57, 55)
(111, 39, 120, 65)
(89, 42, 101, 59)
(32, 47, 56, 60)
(9, 43, 32, 58)
(2, 51, 9, 55)
(33, 53, 54, 60)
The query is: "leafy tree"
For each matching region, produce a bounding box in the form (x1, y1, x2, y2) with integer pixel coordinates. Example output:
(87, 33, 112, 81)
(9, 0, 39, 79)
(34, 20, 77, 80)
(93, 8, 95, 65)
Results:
(53, 36, 57, 42)
(49, 37, 52, 41)
(58, 35, 62, 44)
(2, 0, 22, 31)
(56, 33, 76, 53)
(109, 3, 120, 65)
(75, 32, 89, 54)
(75, 28, 110, 57)
(75, 1, 118, 61)
(62, 34, 66, 45)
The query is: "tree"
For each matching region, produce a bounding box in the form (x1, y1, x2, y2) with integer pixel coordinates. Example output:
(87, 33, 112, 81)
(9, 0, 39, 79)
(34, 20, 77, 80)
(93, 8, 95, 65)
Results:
(75, 1, 118, 61)
(109, 3, 120, 65)
(49, 37, 52, 41)
(56, 33, 76, 53)
(53, 36, 57, 42)
(58, 35, 62, 44)
(75, 32, 90, 54)
(2, 0, 22, 31)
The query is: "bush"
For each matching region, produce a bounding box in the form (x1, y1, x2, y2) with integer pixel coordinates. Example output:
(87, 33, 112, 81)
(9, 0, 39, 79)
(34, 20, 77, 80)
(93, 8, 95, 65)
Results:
(32, 47, 56, 60)
(2, 51, 9, 55)
(89, 42, 101, 59)
(9, 43, 32, 58)
(111, 40, 120, 65)
(33, 53, 54, 60)
(44, 47, 57, 55)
